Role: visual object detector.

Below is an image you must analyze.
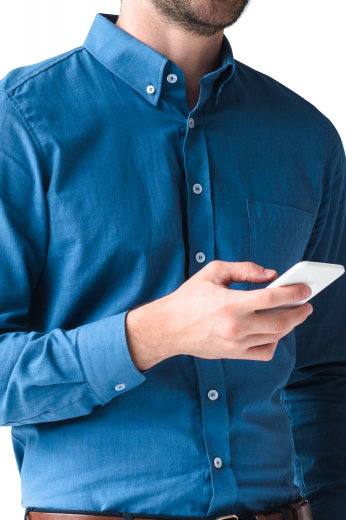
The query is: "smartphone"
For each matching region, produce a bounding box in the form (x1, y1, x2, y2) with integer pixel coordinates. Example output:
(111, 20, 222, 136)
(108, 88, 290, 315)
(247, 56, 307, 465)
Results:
(255, 261, 345, 314)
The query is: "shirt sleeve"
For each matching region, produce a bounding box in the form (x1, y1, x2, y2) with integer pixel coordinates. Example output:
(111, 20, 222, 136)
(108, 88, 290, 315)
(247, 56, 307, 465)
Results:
(0, 92, 145, 427)
(281, 118, 346, 519)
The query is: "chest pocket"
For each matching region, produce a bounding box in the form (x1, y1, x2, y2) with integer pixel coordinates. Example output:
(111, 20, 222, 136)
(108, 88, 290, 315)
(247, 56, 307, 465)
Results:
(246, 199, 315, 291)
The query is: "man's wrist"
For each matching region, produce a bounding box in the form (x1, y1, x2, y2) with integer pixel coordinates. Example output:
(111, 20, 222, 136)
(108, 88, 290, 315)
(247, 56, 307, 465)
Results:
(125, 297, 175, 371)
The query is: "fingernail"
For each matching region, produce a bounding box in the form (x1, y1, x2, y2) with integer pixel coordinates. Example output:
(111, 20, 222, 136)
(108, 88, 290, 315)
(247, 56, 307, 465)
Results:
(308, 304, 313, 314)
(303, 285, 311, 297)
(264, 269, 276, 276)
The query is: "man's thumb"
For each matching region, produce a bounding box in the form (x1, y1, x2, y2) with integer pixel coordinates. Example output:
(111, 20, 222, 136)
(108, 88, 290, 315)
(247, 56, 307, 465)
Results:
(203, 260, 277, 286)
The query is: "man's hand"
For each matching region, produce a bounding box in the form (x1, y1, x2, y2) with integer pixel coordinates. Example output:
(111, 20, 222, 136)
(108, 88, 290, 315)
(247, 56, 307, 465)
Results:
(125, 260, 313, 371)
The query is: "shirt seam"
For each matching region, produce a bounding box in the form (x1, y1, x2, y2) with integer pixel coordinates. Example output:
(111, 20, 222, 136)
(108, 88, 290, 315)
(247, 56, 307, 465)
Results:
(11, 432, 26, 447)
(293, 454, 308, 495)
(1, 391, 96, 426)
(252, 216, 313, 231)
(0, 90, 47, 186)
(1, 47, 84, 95)
(76, 328, 105, 405)
(281, 394, 308, 495)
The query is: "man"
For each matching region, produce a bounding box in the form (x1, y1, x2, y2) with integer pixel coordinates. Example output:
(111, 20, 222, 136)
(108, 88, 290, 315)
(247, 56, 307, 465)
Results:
(0, 0, 345, 519)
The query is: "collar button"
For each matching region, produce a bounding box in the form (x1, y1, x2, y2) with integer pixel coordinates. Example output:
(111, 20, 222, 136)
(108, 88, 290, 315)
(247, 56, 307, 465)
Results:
(146, 85, 156, 95)
(167, 73, 178, 83)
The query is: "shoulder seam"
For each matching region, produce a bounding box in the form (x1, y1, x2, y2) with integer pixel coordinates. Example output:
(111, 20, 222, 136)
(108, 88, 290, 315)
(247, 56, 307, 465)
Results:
(0, 90, 47, 187)
(2, 46, 84, 95)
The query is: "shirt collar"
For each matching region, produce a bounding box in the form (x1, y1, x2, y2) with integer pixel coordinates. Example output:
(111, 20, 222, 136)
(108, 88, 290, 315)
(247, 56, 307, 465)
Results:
(83, 13, 235, 108)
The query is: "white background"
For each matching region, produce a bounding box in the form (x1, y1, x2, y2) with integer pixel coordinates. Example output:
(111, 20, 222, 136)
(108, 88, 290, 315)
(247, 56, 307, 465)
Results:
(0, 1, 345, 518)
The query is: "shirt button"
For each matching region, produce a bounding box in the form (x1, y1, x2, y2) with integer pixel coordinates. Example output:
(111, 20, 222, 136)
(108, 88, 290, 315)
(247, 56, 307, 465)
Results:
(167, 73, 178, 83)
(196, 252, 206, 263)
(192, 183, 203, 195)
(146, 85, 155, 95)
(208, 389, 219, 401)
(115, 384, 126, 391)
(214, 457, 222, 469)
(188, 117, 195, 128)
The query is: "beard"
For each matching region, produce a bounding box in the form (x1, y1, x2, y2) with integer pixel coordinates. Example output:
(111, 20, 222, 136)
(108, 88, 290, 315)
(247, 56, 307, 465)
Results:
(146, 0, 251, 36)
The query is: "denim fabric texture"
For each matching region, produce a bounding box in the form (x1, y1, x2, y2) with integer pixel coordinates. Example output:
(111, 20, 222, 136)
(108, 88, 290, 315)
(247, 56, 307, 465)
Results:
(1, 12, 345, 520)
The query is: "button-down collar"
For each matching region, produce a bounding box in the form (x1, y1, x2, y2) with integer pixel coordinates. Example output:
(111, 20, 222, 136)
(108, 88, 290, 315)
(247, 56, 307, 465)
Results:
(83, 12, 235, 108)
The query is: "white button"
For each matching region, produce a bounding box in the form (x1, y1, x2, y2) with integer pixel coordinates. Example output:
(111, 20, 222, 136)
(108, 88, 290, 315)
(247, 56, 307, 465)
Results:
(208, 390, 219, 401)
(146, 85, 155, 95)
(196, 252, 205, 263)
(167, 73, 178, 83)
(214, 457, 222, 469)
(115, 384, 126, 391)
(192, 183, 203, 195)
(188, 118, 195, 128)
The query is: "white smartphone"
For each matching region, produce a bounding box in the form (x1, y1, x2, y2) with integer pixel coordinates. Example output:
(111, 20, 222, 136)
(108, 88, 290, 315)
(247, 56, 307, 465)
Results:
(255, 261, 345, 314)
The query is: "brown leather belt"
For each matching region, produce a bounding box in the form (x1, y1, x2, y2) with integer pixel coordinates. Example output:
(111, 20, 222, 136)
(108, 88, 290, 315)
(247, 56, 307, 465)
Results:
(27, 496, 314, 520)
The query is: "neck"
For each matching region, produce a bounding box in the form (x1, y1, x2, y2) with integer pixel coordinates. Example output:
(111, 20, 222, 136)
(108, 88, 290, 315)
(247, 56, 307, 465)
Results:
(115, 0, 224, 110)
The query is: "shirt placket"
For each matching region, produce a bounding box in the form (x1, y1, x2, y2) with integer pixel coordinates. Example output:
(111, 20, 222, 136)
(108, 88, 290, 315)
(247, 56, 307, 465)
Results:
(182, 95, 238, 517)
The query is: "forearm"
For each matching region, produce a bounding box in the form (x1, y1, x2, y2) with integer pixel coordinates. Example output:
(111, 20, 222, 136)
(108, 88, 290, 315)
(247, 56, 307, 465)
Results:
(125, 295, 176, 371)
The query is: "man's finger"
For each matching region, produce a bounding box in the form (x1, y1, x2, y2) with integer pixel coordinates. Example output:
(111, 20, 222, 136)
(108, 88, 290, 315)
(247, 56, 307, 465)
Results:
(238, 283, 312, 311)
(243, 301, 313, 334)
(202, 260, 277, 287)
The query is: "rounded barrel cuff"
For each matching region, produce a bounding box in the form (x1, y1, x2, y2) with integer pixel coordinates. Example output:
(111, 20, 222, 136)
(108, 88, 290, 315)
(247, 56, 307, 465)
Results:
(77, 310, 146, 404)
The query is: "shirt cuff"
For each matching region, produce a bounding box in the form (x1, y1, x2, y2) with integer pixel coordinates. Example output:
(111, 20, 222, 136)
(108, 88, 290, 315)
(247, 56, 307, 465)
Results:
(77, 310, 146, 403)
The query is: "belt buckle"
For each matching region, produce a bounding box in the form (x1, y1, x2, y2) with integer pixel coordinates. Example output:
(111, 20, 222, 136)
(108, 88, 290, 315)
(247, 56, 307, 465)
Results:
(215, 515, 238, 520)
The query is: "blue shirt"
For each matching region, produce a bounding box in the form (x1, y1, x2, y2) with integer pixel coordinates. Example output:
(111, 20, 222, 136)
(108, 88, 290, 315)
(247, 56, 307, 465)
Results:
(0, 12, 345, 520)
